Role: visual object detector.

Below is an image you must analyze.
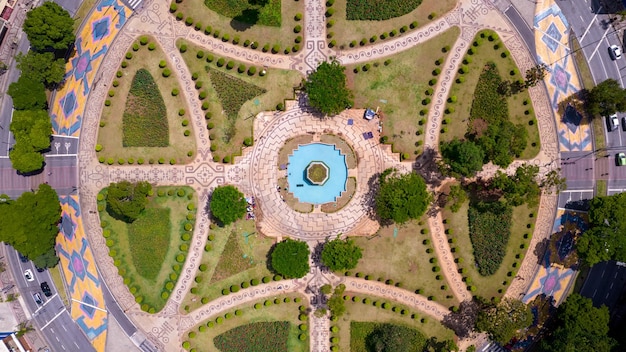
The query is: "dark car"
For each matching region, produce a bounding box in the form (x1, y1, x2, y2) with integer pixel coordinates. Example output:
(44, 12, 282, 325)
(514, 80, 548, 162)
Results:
(621, 117, 626, 131)
(40, 282, 52, 297)
(35, 266, 45, 273)
(18, 253, 28, 263)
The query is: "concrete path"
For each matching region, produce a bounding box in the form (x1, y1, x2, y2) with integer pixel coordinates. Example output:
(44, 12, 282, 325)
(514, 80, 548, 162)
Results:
(65, 0, 565, 350)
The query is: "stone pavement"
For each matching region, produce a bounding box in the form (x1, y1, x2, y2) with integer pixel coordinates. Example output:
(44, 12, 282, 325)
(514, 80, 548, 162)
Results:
(62, 0, 566, 350)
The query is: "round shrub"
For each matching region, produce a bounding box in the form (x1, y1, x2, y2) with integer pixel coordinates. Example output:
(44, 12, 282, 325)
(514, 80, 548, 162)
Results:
(148, 43, 156, 50)
(162, 68, 171, 77)
(247, 66, 257, 75)
(125, 52, 132, 59)
(294, 25, 302, 33)
(176, 254, 185, 262)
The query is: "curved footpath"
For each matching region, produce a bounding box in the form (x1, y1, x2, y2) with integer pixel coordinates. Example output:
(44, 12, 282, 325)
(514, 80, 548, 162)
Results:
(50, 0, 565, 351)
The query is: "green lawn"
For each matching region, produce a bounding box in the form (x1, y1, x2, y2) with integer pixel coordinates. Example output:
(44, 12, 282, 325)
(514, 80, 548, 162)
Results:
(97, 36, 196, 164)
(346, 27, 459, 160)
(350, 220, 459, 309)
(181, 219, 274, 312)
(177, 39, 302, 162)
(442, 196, 538, 300)
(333, 295, 455, 352)
(98, 186, 196, 313)
(122, 69, 168, 147)
(204, 0, 281, 27)
(184, 294, 308, 352)
(442, 30, 540, 160)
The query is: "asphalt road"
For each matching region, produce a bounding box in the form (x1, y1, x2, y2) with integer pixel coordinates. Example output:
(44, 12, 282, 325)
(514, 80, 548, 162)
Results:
(580, 261, 626, 309)
(5, 245, 95, 352)
(52, 0, 81, 17)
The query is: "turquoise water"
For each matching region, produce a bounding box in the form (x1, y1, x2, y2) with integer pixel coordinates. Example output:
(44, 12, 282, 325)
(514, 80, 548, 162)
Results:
(287, 143, 348, 204)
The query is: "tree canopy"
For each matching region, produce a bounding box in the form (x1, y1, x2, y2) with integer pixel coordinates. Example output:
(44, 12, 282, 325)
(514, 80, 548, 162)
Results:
(209, 185, 247, 226)
(0, 184, 61, 266)
(106, 181, 152, 223)
(475, 298, 532, 345)
(576, 192, 626, 265)
(375, 169, 430, 224)
(270, 239, 310, 278)
(9, 109, 52, 174)
(16, 51, 66, 87)
(440, 138, 485, 177)
(321, 237, 362, 271)
(303, 60, 353, 116)
(8, 76, 47, 111)
(491, 164, 540, 206)
(540, 294, 615, 352)
(587, 79, 626, 116)
(365, 323, 426, 352)
(23, 2, 75, 52)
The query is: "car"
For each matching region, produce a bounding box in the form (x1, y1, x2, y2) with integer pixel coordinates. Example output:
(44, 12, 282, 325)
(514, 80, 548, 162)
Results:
(609, 114, 620, 131)
(618, 153, 626, 166)
(24, 269, 34, 282)
(32, 292, 43, 306)
(610, 45, 622, 60)
(622, 117, 626, 131)
(18, 253, 28, 263)
(35, 266, 45, 273)
(40, 282, 51, 297)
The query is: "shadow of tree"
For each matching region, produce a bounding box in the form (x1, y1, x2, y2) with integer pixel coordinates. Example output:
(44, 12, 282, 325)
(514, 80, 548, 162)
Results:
(413, 147, 445, 189)
(533, 237, 550, 268)
(441, 299, 479, 339)
(231, 9, 259, 31)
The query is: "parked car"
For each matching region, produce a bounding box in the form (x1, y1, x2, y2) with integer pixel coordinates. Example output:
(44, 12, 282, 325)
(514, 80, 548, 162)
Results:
(40, 282, 52, 297)
(618, 153, 626, 166)
(32, 292, 43, 306)
(608, 114, 619, 131)
(24, 269, 34, 282)
(621, 117, 626, 131)
(609, 45, 622, 60)
(18, 253, 28, 263)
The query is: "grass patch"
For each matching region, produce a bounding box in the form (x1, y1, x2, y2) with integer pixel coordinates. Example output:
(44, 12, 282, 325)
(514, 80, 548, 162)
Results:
(181, 219, 274, 311)
(277, 177, 314, 213)
(350, 219, 458, 308)
(215, 321, 290, 351)
(319, 134, 357, 168)
(73, 0, 98, 31)
(443, 198, 538, 300)
(443, 30, 539, 161)
(48, 266, 69, 306)
(177, 39, 301, 160)
(321, 177, 356, 213)
(278, 135, 314, 167)
(346, 27, 459, 160)
(122, 69, 168, 147)
(127, 207, 171, 280)
(468, 201, 512, 276)
(331, 0, 457, 48)
(596, 179, 607, 196)
(97, 37, 195, 164)
(204, 0, 281, 27)
(99, 186, 196, 313)
(346, 0, 422, 20)
(350, 322, 426, 352)
(185, 294, 308, 352)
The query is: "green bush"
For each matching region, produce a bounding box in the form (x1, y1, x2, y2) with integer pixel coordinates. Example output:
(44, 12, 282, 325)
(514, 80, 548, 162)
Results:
(346, 0, 422, 20)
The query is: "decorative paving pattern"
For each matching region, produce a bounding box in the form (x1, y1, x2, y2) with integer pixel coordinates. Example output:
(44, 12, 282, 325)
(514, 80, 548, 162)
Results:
(57, 195, 108, 352)
(50, 0, 131, 137)
(534, 0, 590, 152)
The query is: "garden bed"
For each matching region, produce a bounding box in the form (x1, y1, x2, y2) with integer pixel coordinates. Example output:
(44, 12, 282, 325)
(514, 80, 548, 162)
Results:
(320, 177, 356, 213)
(98, 186, 197, 313)
(331, 294, 455, 352)
(180, 219, 274, 312)
(350, 321, 427, 352)
(345, 27, 459, 160)
(349, 219, 458, 309)
(96, 36, 195, 165)
(177, 39, 301, 162)
(329, 0, 456, 49)
(441, 30, 540, 161)
(441, 197, 539, 301)
(171, 0, 302, 53)
(182, 293, 309, 352)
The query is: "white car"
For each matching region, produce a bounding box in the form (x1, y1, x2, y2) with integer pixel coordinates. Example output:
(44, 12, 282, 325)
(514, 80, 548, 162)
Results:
(24, 269, 34, 282)
(609, 114, 619, 131)
(609, 45, 622, 60)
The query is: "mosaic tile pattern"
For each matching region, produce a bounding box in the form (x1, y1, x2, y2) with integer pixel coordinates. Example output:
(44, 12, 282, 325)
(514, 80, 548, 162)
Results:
(50, 0, 131, 136)
(57, 195, 107, 352)
(534, 0, 591, 152)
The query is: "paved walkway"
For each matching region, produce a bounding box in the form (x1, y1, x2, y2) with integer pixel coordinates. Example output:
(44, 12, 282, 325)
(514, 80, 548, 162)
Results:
(61, 0, 566, 350)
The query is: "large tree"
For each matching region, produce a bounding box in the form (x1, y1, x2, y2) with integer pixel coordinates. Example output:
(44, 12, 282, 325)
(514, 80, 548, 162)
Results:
(541, 294, 616, 352)
(7, 76, 47, 111)
(440, 138, 485, 177)
(375, 169, 430, 224)
(209, 185, 247, 226)
(9, 109, 52, 174)
(0, 184, 61, 265)
(9, 144, 45, 174)
(491, 164, 541, 206)
(106, 181, 152, 223)
(303, 60, 353, 116)
(475, 298, 532, 345)
(16, 51, 66, 87)
(270, 239, 310, 278)
(576, 192, 626, 265)
(587, 79, 626, 116)
(23, 2, 75, 52)
(321, 237, 362, 271)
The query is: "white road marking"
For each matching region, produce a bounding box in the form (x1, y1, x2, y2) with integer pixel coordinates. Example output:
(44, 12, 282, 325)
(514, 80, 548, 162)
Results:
(589, 26, 612, 61)
(580, 8, 602, 43)
(41, 309, 65, 330)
